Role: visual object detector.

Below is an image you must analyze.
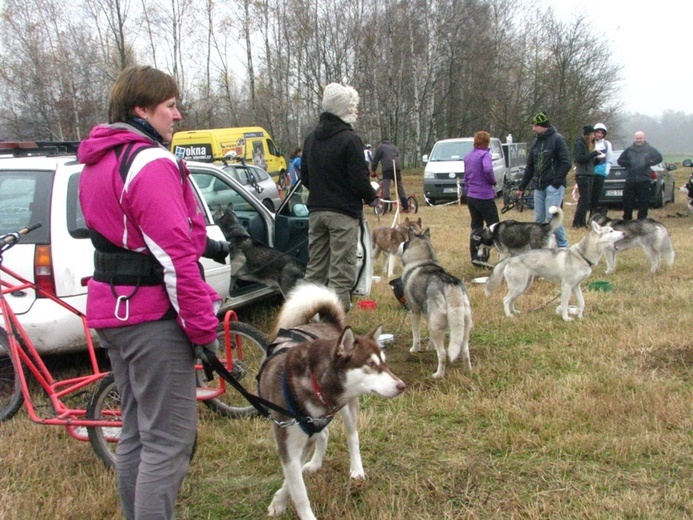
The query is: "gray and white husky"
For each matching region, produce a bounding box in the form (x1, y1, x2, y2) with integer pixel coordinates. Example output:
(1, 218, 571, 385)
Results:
(213, 203, 304, 296)
(485, 220, 625, 321)
(399, 228, 473, 378)
(590, 213, 675, 273)
(259, 283, 406, 520)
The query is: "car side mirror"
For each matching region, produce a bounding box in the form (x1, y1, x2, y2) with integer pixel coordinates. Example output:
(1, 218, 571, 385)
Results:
(491, 153, 501, 161)
(422, 154, 429, 163)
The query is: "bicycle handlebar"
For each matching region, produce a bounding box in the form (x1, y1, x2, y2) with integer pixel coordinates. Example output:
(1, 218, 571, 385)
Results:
(1, 222, 42, 245)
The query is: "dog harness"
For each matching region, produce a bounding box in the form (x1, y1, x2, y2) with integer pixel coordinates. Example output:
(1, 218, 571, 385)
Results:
(257, 328, 341, 436)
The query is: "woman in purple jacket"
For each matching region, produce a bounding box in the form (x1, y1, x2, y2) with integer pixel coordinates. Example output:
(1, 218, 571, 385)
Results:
(464, 131, 500, 262)
(78, 66, 229, 519)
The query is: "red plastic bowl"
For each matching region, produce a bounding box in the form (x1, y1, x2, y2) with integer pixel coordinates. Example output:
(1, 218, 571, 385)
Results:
(358, 299, 378, 310)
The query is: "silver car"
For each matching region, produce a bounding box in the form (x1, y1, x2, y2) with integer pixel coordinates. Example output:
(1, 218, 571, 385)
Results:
(221, 163, 282, 212)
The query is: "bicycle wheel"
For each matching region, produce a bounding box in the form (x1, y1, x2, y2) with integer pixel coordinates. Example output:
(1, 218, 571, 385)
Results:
(407, 195, 419, 214)
(0, 329, 24, 422)
(86, 373, 121, 468)
(277, 173, 287, 191)
(197, 321, 268, 418)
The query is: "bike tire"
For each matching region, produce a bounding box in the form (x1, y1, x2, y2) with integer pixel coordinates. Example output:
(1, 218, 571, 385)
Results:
(278, 173, 287, 191)
(408, 195, 419, 214)
(86, 373, 121, 468)
(198, 321, 268, 418)
(0, 329, 24, 422)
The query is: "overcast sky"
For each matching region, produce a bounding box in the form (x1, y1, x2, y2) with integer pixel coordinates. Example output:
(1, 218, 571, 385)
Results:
(543, 0, 691, 117)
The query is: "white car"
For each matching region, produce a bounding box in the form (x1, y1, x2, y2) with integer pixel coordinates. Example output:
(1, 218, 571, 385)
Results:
(0, 141, 372, 354)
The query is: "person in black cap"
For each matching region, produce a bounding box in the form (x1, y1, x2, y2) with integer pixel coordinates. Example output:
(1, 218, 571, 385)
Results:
(518, 112, 572, 247)
(572, 124, 603, 228)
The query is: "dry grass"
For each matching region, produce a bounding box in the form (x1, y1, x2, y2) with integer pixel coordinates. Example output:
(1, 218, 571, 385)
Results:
(1, 167, 692, 519)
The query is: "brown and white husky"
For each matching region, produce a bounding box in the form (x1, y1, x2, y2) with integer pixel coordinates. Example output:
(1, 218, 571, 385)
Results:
(259, 283, 406, 520)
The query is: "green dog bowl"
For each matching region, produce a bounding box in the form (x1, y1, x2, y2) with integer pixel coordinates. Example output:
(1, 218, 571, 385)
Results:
(588, 280, 612, 292)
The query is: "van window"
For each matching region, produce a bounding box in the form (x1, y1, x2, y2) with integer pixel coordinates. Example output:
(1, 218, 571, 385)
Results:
(266, 139, 281, 157)
(430, 141, 474, 161)
(490, 139, 502, 157)
(0, 171, 51, 243)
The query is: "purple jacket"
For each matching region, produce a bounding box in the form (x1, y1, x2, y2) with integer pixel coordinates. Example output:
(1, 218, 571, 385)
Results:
(78, 124, 220, 345)
(463, 147, 496, 199)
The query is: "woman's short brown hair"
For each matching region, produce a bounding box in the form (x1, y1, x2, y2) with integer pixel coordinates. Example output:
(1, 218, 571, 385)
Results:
(473, 131, 491, 149)
(108, 66, 179, 123)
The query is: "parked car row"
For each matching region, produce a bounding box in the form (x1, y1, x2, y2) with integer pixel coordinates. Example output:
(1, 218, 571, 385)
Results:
(420, 137, 677, 209)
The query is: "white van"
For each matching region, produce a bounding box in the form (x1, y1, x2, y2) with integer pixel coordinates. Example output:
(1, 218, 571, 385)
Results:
(422, 137, 506, 205)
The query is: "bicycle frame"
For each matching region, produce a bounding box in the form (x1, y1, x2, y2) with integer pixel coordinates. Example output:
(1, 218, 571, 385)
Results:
(0, 262, 114, 438)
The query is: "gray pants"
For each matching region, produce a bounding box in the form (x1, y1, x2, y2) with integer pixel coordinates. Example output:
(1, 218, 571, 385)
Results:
(304, 211, 358, 312)
(97, 319, 197, 520)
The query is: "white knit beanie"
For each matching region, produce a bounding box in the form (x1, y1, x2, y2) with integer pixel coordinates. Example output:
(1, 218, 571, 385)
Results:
(322, 83, 359, 125)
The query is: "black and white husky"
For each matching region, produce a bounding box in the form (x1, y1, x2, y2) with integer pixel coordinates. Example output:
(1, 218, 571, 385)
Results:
(259, 283, 406, 520)
(472, 205, 564, 260)
(590, 212, 675, 273)
(213, 203, 304, 296)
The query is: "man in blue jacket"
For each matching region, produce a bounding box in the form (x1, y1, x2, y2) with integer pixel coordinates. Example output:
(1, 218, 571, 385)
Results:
(617, 131, 663, 220)
(518, 112, 572, 247)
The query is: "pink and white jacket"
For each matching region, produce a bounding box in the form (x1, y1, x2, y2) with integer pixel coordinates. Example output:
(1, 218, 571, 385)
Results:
(78, 123, 220, 345)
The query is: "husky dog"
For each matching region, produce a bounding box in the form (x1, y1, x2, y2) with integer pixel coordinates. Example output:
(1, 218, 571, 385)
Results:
(213, 203, 304, 296)
(372, 217, 422, 277)
(259, 283, 406, 520)
(399, 228, 473, 378)
(485, 220, 625, 321)
(590, 212, 675, 273)
(471, 205, 563, 260)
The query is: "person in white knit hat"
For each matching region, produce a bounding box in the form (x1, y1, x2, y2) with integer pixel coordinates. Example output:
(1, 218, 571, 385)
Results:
(300, 82, 379, 312)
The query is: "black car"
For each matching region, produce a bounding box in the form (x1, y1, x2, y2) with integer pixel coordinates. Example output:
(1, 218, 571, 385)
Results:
(596, 150, 677, 208)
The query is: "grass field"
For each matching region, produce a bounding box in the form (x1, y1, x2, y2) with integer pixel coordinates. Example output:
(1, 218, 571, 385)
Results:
(1, 165, 691, 519)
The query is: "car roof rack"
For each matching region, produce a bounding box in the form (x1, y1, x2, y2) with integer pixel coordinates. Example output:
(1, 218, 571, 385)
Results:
(0, 141, 80, 157)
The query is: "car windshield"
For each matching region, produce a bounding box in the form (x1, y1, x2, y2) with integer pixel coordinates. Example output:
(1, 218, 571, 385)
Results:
(430, 141, 474, 161)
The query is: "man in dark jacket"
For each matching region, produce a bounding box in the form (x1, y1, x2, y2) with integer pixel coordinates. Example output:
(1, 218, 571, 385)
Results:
(518, 112, 572, 247)
(371, 138, 409, 212)
(301, 83, 378, 312)
(617, 131, 663, 220)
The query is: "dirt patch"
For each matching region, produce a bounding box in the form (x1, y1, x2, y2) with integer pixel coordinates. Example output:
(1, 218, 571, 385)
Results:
(638, 344, 693, 381)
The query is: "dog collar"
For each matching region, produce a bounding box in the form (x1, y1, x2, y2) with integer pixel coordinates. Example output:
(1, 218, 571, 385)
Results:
(310, 372, 334, 408)
(577, 249, 595, 267)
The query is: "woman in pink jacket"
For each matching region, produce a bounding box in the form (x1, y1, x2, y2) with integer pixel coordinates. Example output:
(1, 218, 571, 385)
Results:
(78, 66, 229, 520)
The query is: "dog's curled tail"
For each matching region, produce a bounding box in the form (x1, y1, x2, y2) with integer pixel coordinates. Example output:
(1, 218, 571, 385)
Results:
(271, 282, 346, 336)
(548, 205, 564, 231)
(484, 259, 508, 296)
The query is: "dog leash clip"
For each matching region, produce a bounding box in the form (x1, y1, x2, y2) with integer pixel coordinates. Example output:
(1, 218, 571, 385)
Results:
(114, 295, 130, 321)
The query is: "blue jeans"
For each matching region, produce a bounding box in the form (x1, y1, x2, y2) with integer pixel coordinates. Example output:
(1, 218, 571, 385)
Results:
(534, 185, 568, 247)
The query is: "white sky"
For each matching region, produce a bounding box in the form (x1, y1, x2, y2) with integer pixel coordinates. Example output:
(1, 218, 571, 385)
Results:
(543, 0, 693, 116)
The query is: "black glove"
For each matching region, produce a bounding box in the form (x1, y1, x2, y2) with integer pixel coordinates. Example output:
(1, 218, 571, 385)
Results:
(203, 237, 231, 265)
(194, 338, 220, 382)
(369, 197, 382, 208)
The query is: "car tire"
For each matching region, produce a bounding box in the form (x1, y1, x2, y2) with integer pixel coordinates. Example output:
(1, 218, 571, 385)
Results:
(262, 199, 275, 212)
(653, 184, 664, 208)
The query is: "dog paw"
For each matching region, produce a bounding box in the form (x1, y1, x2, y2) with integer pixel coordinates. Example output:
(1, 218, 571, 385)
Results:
(350, 470, 366, 480)
(303, 461, 322, 474)
(561, 316, 574, 322)
(409, 345, 421, 353)
(267, 501, 286, 517)
(432, 371, 444, 379)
